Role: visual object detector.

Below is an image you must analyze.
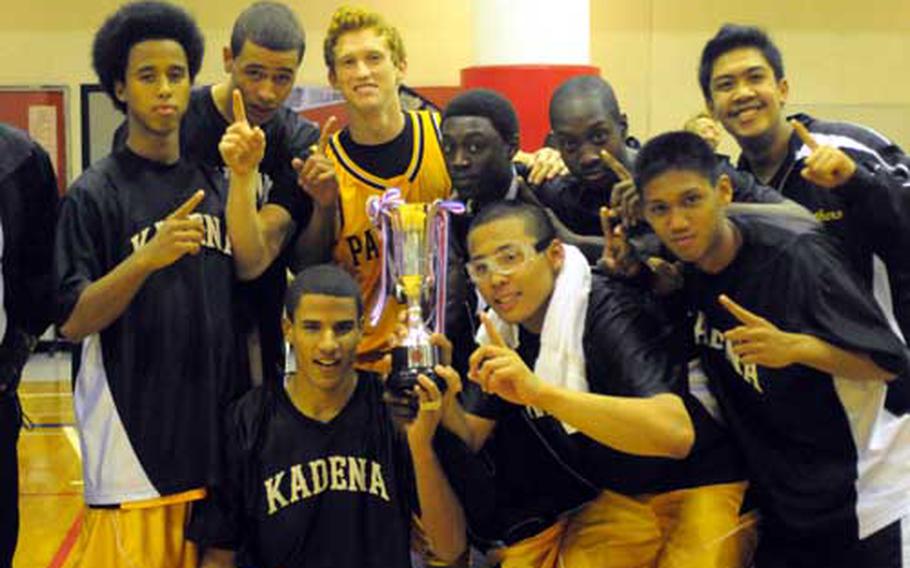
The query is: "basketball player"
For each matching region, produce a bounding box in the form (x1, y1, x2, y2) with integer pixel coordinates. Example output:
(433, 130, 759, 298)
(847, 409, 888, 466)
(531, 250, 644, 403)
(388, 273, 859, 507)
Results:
(112, 1, 330, 385)
(699, 24, 910, 341)
(438, 201, 752, 567)
(303, 6, 571, 371)
(55, 3, 249, 564)
(191, 265, 466, 568)
(636, 131, 910, 567)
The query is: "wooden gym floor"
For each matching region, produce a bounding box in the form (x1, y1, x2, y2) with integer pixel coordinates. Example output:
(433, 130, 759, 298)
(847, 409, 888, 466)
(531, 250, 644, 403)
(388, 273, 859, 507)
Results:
(14, 353, 82, 568)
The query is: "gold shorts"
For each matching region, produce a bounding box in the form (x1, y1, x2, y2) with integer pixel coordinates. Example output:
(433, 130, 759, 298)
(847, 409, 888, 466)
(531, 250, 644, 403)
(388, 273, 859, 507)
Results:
(493, 482, 757, 568)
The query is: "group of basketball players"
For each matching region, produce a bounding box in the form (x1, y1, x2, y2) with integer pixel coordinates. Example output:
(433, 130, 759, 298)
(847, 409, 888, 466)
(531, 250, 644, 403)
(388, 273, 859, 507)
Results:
(5, 0, 910, 567)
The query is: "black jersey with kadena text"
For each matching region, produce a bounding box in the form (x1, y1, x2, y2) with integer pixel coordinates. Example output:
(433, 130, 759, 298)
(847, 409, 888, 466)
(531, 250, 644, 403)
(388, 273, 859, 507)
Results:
(54, 148, 244, 505)
(115, 87, 321, 384)
(684, 213, 910, 540)
(187, 373, 414, 568)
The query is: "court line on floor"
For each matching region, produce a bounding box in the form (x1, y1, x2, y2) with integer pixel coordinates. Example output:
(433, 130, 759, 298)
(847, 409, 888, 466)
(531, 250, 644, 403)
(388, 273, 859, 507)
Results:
(42, 426, 85, 568)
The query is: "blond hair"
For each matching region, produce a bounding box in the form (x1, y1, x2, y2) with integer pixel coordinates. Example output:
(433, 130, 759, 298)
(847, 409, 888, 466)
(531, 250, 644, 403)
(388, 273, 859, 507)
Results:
(323, 6, 406, 70)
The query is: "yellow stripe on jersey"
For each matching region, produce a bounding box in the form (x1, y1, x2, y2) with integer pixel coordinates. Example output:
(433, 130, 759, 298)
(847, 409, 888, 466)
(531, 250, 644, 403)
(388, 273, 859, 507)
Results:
(328, 110, 451, 362)
(120, 487, 207, 510)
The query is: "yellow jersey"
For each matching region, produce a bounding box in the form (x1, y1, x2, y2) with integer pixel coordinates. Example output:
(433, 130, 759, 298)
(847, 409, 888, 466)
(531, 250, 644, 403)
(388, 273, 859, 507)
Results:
(327, 110, 451, 367)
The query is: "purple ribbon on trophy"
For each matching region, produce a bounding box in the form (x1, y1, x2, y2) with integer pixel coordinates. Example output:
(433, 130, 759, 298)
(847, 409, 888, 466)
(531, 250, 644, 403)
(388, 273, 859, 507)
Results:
(366, 188, 405, 327)
(365, 191, 464, 332)
(432, 200, 466, 333)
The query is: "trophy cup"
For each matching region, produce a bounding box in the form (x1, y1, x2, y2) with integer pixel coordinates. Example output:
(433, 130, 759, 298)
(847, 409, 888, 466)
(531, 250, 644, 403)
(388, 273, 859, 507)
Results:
(367, 189, 464, 394)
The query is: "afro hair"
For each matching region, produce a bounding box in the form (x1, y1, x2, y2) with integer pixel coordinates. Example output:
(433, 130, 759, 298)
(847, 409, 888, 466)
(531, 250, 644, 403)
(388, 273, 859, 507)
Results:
(92, 1, 204, 112)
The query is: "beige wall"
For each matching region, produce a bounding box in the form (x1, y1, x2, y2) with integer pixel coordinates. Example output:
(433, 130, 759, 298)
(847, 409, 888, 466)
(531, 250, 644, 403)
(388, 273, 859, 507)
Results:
(593, 0, 910, 156)
(1, 0, 907, 178)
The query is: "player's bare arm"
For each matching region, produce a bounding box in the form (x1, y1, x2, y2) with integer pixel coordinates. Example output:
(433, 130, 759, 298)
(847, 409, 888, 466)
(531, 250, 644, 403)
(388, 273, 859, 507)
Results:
(291, 116, 341, 271)
(424, 332, 496, 453)
(60, 190, 205, 341)
(397, 371, 468, 563)
(469, 314, 694, 458)
(221, 88, 289, 281)
(720, 294, 897, 382)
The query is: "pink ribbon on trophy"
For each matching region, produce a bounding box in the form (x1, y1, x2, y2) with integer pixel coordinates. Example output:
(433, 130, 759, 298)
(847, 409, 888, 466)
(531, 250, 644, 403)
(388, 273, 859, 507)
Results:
(366, 188, 404, 326)
(432, 200, 466, 334)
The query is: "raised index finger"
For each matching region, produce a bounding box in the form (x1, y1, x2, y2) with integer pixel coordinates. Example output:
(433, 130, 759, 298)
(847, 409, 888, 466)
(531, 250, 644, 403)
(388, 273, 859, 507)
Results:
(168, 190, 205, 219)
(232, 89, 248, 125)
(600, 149, 632, 182)
(718, 294, 764, 326)
(789, 120, 818, 151)
(317, 116, 338, 155)
(479, 312, 507, 348)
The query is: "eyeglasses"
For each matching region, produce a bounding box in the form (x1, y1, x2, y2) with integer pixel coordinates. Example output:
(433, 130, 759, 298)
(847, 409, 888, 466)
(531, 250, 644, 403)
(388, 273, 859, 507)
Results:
(466, 238, 552, 283)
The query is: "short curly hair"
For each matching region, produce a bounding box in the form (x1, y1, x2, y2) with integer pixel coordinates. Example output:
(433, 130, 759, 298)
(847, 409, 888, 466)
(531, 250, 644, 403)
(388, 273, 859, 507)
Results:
(92, 1, 204, 113)
(323, 5, 406, 71)
(443, 89, 519, 146)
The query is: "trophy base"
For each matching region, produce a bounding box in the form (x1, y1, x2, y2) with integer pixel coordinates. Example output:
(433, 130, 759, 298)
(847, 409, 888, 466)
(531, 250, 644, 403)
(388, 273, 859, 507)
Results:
(387, 346, 448, 395)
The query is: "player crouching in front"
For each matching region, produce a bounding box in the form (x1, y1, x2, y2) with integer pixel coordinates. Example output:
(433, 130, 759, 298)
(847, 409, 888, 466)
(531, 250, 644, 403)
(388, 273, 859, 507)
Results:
(189, 264, 467, 568)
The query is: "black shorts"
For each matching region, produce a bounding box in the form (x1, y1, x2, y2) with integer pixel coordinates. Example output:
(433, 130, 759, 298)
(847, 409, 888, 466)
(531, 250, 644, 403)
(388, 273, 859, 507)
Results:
(755, 517, 910, 568)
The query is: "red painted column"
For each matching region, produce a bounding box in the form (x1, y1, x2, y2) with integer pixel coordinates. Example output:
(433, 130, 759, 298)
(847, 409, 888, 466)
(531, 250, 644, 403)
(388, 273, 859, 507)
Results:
(461, 0, 599, 150)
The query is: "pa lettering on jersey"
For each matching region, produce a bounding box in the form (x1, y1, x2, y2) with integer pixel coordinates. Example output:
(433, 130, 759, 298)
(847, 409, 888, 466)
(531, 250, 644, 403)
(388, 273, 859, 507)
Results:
(345, 228, 380, 268)
(263, 455, 390, 515)
(130, 213, 233, 256)
(694, 311, 762, 393)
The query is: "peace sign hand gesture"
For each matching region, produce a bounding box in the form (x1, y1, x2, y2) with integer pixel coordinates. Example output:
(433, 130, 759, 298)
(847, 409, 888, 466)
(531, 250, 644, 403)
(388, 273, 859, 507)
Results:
(599, 206, 641, 278)
(602, 149, 642, 228)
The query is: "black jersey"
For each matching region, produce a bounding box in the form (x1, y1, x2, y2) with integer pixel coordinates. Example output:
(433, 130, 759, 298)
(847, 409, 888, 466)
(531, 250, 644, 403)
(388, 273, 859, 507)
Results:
(188, 373, 414, 568)
(537, 156, 783, 237)
(577, 273, 744, 494)
(739, 113, 910, 341)
(54, 148, 244, 505)
(115, 87, 321, 383)
(466, 273, 743, 531)
(184, 87, 319, 384)
(0, 125, 58, 344)
(684, 212, 910, 539)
